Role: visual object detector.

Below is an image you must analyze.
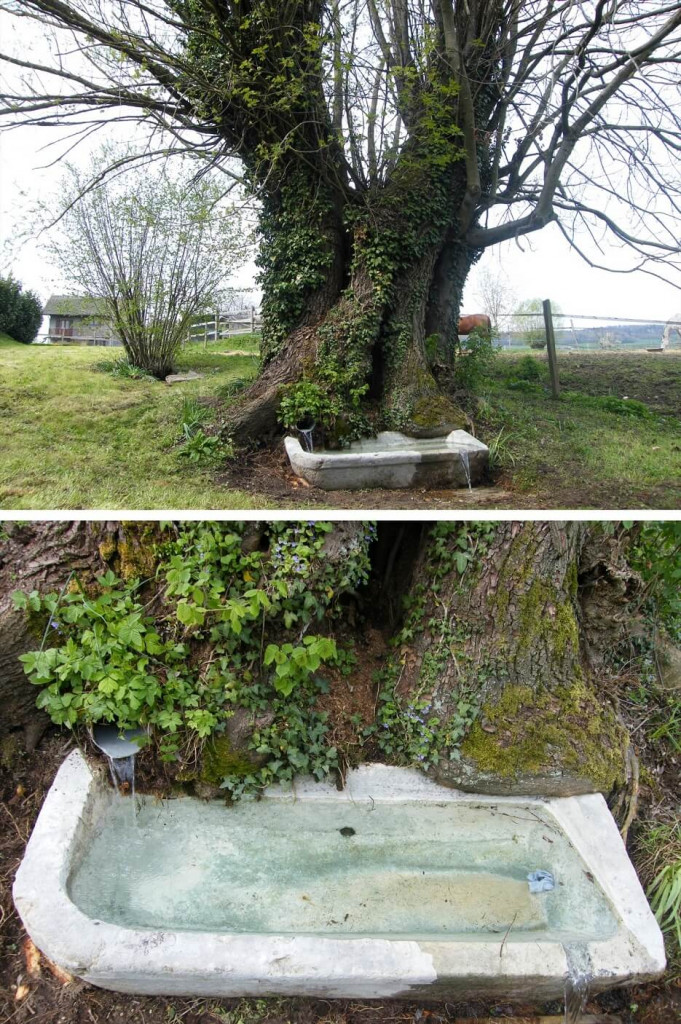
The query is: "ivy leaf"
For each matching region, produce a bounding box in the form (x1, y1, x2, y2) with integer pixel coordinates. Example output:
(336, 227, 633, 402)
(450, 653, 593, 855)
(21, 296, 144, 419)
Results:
(176, 601, 206, 627)
(455, 551, 470, 573)
(263, 644, 278, 666)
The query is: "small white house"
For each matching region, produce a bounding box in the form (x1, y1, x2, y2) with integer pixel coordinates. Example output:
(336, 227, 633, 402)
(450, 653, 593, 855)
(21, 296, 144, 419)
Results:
(42, 295, 121, 346)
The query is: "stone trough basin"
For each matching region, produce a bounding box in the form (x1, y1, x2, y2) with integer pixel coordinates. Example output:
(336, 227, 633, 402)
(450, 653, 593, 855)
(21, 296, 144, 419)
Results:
(284, 430, 488, 490)
(14, 753, 664, 1000)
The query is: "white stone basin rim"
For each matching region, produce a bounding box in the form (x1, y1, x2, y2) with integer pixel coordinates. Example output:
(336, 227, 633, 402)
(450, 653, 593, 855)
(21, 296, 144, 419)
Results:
(284, 430, 489, 490)
(13, 753, 665, 1000)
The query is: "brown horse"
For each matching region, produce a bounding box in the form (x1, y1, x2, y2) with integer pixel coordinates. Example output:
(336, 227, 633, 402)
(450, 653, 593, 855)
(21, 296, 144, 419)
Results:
(458, 314, 491, 335)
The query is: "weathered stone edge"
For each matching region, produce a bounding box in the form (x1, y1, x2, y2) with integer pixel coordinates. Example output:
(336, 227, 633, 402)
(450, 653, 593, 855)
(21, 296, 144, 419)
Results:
(13, 753, 666, 999)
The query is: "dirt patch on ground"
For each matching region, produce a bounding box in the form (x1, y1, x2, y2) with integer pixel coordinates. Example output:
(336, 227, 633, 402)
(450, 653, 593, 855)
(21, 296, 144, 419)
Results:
(1, 731, 678, 1024)
(216, 440, 681, 512)
(554, 352, 681, 417)
(217, 445, 535, 511)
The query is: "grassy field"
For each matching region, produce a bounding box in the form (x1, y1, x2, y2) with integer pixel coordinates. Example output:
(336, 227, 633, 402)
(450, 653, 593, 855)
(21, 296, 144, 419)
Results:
(477, 350, 681, 509)
(1, 336, 680, 510)
(0, 333, 272, 511)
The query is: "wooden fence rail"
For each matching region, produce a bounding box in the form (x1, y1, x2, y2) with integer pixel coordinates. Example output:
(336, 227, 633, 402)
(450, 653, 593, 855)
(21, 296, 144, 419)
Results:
(186, 308, 262, 346)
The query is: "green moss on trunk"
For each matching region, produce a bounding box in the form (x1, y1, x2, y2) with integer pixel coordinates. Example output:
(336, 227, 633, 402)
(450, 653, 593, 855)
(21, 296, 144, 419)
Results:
(460, 678, 627, 793)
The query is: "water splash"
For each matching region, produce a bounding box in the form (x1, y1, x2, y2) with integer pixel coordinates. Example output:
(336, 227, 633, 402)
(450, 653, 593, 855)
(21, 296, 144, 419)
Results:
(459, 450, 472, 491)
(299, 427, 315, 453)
(564, 944, 591, 1023)
(92, 726, 143, 825)
(108, 755, 137, 825)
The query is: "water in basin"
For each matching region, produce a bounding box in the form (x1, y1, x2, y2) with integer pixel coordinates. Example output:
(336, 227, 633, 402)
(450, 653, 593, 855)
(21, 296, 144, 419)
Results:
(68, 797, 617, 941)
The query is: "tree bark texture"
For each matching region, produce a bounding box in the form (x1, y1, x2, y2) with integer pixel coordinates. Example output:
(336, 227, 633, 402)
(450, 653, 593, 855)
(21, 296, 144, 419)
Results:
(228, 143, 480, 444)
(394, 522, 637, 796)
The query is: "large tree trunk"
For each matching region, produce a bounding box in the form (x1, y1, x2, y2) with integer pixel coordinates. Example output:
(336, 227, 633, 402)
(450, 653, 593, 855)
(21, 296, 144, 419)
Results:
(390, 522, 640, 797)
(229, 154, 476, 446)
(3, 521, 643, 807)
(425, 233, 482, 365)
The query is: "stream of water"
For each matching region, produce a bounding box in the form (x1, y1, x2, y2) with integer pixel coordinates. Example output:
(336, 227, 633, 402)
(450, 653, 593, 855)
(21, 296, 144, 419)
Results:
(563, 943, 592, 1023)
(299, 427, 315, 452)
(459, 450, 472, 491)
(106, 754, 137, 825)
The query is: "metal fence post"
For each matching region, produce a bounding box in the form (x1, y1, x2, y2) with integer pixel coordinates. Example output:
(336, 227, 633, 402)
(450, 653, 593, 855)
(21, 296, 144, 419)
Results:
(542, 299, 560, 399)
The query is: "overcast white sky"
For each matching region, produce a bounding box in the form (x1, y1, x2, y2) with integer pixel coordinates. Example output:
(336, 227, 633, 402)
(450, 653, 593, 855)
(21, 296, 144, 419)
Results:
(1, 9, 680, 331)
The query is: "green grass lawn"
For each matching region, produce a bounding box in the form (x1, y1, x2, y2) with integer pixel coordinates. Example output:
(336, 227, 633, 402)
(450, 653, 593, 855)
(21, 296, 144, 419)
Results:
(478, 351, 681, 508)
(1, 337, 679, 510)
(0, 333, 274, 510)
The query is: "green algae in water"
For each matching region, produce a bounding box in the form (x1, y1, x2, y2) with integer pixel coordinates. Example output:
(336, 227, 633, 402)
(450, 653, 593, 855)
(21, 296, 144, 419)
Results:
(67, 796, 617, 941)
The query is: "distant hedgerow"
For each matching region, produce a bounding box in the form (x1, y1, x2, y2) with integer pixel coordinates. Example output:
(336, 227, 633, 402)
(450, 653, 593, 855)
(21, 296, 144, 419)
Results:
(0, 276, 42, 344)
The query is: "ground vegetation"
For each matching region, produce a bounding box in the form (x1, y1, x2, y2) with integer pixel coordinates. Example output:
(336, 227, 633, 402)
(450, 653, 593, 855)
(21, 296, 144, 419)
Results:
(1, 2, 680, 444)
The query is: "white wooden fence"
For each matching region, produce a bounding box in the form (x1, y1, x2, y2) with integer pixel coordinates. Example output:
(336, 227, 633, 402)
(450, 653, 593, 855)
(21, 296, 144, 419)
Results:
(186, 309, 262, 346)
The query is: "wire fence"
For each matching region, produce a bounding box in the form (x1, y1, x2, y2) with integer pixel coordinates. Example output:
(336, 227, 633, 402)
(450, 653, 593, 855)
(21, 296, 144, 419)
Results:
(496, 309, 681, 353)
(493, 301, 681, 399)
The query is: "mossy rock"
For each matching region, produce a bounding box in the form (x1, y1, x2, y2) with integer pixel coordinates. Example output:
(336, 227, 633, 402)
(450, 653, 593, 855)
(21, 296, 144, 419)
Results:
(406, 395, 470, 438)
(200, 735, 258, 786)
(195, 708, 276, 791)
(432, 679, 629, 797)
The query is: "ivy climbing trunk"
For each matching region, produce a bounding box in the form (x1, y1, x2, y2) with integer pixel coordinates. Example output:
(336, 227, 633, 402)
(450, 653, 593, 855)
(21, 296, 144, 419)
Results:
(387, 521, 640, 797)
(4, 521, 645, 810)
(229, 151, 478, 445)
(0, 522, 163, 747)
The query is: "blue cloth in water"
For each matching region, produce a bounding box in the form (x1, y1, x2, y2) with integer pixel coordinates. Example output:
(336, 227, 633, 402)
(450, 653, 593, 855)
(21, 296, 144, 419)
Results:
(527, 869, 555, 893)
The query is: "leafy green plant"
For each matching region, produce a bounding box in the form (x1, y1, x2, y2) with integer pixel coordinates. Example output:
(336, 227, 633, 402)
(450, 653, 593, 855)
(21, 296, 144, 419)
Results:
(178, 428, 233, 465)
(15, 522, 374, 794)
(453, 328, 497, 392)
(562, 392, 652, 419)
(597, 395, 652, 418)
(93, 356, 155, 379)
(223, 685, 339, 798)
(11, 573, 218, 739)
(635, 821, 681, 974)
(633, 522, 681, 628)
(176, 398, 234, 465)
(486, 426, 517, 471)
(278, 379, 337, 432)
(264, 636, 337, 696)
(179, 395, 210, 433)
(649, 859, 681, 948)
(506, 378, 543, 393)
(514, 354, 543, 380)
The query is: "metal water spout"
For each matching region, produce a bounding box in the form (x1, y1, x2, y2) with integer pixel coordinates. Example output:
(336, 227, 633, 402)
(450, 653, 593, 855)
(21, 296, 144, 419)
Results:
(296, 415, 316, 453)
(92, 725, 145, 798)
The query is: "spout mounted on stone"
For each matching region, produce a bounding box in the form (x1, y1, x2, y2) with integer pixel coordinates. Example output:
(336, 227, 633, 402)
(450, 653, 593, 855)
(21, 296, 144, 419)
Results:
(91, 725, 146, 760)
(91, 725, 146, 791)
